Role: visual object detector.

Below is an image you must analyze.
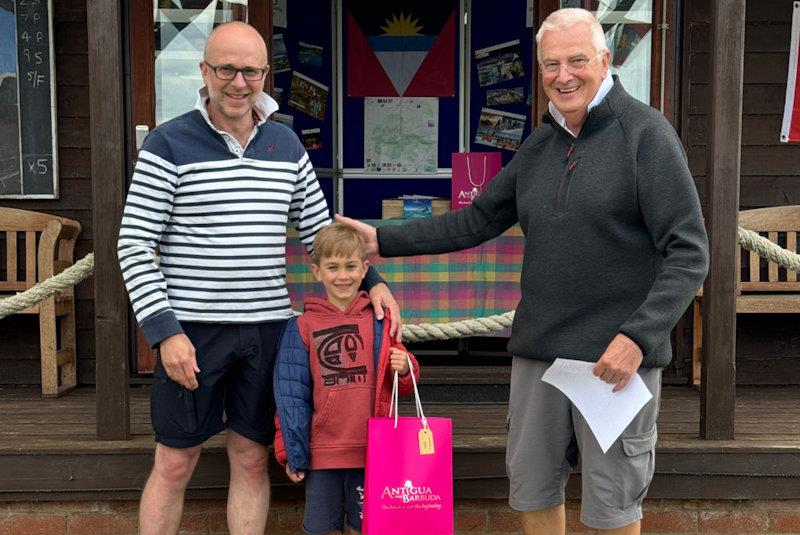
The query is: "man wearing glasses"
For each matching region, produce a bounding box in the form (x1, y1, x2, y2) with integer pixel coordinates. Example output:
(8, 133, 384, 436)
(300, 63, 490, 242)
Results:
(118, 22, 401, 535)
(338, 8, 708, 535)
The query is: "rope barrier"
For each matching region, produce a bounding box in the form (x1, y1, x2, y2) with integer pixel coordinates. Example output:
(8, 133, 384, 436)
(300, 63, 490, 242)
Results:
(737, 227, 800, 273)
(401, 311, 515, 343)
(0, 253, 94, 320)
(1, 227, 799, 340)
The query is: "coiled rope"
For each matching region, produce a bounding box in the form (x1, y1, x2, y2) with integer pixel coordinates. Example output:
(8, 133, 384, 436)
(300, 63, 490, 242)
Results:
(2, 228, 799, 342)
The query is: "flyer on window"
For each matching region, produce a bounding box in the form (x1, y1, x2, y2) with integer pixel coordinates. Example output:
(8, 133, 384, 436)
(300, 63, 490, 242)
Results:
(301, 128, 322, 150)
(298, 42, 323, 68)
(273, 0, 287, 28)
(486, 87, 524, 106)
(272, 112, 294, 129)
(272, 34, 291, 73)
(474, 108, 526, 151)
(474, 40, 525, 87)
(288, 72, 329, 121)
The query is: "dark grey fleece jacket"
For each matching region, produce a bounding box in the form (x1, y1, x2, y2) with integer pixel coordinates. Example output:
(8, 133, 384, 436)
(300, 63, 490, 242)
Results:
(378, 78, 709, 368)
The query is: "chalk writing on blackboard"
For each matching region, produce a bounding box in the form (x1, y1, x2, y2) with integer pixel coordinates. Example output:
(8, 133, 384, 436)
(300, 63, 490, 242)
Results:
(0, 0, 58, 198)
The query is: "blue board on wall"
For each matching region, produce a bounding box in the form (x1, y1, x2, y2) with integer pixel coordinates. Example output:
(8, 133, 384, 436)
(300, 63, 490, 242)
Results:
(468, 1, 534, 167)
(271, 0, 334, 170)
(341, 0, 459, 218)
(273, 1, 535, 219)
(341, 0, 461, 170)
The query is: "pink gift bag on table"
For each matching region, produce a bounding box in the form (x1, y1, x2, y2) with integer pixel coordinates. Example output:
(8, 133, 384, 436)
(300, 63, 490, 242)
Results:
(363, 359, 454, 535)
(451, 152, 502, 210)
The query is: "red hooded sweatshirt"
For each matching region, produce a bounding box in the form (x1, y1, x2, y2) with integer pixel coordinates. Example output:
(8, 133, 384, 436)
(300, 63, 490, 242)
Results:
(274, 291, 420, 469)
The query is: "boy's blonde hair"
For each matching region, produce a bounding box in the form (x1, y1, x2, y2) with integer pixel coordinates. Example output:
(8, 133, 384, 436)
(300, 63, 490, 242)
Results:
(311, 222, 367, 264)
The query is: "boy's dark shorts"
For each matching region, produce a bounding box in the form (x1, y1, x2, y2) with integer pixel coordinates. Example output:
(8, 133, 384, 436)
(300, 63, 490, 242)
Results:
(151, 320, 285, 448)
(302, 469, 365, 535)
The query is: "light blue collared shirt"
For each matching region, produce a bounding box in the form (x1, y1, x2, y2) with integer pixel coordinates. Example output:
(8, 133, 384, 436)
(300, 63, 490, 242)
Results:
(548, 73, 614, 137)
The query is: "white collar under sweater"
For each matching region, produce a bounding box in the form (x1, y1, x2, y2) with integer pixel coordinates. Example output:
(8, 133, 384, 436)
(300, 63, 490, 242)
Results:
(194, 87, 278, 127)
(194, 87, 279, 154)
(548, 73, 614, 137)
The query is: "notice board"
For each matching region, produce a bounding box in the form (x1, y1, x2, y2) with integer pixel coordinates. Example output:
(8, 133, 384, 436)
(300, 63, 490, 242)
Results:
(0, 0, 58, 198)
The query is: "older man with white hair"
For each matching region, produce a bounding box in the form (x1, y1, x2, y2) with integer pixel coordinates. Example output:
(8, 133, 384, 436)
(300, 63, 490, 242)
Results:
(337, 8, 708, 535)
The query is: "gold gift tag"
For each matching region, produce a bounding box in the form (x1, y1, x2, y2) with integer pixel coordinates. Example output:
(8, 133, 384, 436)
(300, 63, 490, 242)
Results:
(418, 428, 435, 455)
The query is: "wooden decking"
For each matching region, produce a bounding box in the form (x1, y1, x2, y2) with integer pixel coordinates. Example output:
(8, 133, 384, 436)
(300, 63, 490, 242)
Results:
(1, 385, 799, 500)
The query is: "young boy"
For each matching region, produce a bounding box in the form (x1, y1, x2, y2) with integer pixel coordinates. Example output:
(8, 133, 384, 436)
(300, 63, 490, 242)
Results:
(273, 223, 420, 535)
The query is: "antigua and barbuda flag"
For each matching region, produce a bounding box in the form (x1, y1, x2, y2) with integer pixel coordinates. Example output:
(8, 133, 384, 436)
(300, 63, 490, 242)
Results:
(781, 1, 800, 143)
(346, 0, 456, 97)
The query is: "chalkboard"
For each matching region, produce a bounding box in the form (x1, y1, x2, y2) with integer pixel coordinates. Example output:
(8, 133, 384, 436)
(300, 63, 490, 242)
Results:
(0, 0, 58, 198)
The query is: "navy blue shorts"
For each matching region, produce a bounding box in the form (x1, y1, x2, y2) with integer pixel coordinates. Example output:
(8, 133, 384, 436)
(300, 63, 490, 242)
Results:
(302, 469, 365, 535)
(150, 321, 285, 448)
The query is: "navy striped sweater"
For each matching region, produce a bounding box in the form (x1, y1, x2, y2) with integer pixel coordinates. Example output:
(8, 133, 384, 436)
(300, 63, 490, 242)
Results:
(117, 93, 378, 346)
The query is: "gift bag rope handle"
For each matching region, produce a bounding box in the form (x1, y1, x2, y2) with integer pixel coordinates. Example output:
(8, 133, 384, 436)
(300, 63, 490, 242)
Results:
(389, 355, 427, 430)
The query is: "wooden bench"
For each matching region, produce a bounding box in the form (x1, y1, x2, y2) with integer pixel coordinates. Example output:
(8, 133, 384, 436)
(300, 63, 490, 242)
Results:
(692, 205, 800, 385)
(0, 208, 81, 397)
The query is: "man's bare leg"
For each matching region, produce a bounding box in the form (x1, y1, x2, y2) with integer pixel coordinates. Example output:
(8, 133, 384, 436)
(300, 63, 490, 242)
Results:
(139, 443, 202, 535)
(599, 521, 640, 535)
(521, 504, 566, 535)
(226, 430, 271, 535)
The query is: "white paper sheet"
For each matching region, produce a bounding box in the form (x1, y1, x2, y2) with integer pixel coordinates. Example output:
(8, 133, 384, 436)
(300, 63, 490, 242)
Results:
(541, 358, 653, 453)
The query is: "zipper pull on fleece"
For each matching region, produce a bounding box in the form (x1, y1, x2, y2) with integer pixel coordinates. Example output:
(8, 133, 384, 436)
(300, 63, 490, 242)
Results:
(568, 160, 577, 172)
(566, 143, 575, 158)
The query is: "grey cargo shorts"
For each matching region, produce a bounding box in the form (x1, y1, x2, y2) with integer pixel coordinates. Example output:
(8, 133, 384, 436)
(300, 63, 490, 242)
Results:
(506, 356, 661, 530)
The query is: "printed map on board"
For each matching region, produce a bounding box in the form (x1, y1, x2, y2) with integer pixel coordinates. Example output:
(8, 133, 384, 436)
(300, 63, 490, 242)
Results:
(364, 97, 438, 174)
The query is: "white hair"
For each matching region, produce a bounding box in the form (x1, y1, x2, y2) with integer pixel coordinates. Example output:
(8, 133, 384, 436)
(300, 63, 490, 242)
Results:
(535, 8, 608, 62)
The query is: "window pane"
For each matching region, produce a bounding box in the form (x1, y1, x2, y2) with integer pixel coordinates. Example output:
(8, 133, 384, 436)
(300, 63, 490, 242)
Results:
(560, 0, 652, 104)
(153, 1, 248, 125)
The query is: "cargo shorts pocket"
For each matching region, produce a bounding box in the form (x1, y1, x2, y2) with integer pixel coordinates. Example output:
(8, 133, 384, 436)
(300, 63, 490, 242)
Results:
(614, 426, 657, 508)
(152, 363, 198, 436)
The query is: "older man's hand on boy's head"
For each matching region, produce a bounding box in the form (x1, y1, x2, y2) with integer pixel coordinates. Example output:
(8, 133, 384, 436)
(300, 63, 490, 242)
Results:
(389, 348, 410, 376)
(334, 214, 380, 258)
(285, 465, 305, 483)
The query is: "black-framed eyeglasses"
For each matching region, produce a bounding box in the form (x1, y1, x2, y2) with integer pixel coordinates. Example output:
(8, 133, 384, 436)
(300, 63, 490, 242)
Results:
(204, 61, 268, 81)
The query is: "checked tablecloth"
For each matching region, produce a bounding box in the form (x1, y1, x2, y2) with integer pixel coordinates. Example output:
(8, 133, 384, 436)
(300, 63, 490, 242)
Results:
(285, 221, 523, 336)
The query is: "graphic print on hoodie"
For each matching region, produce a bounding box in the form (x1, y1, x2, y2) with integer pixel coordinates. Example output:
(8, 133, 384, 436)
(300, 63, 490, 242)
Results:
(313, 324, 368, 386)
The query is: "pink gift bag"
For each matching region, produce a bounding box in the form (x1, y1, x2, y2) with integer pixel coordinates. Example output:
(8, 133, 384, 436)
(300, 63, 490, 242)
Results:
(451, 152, 502, 210)
(363, 360, 454, 535)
